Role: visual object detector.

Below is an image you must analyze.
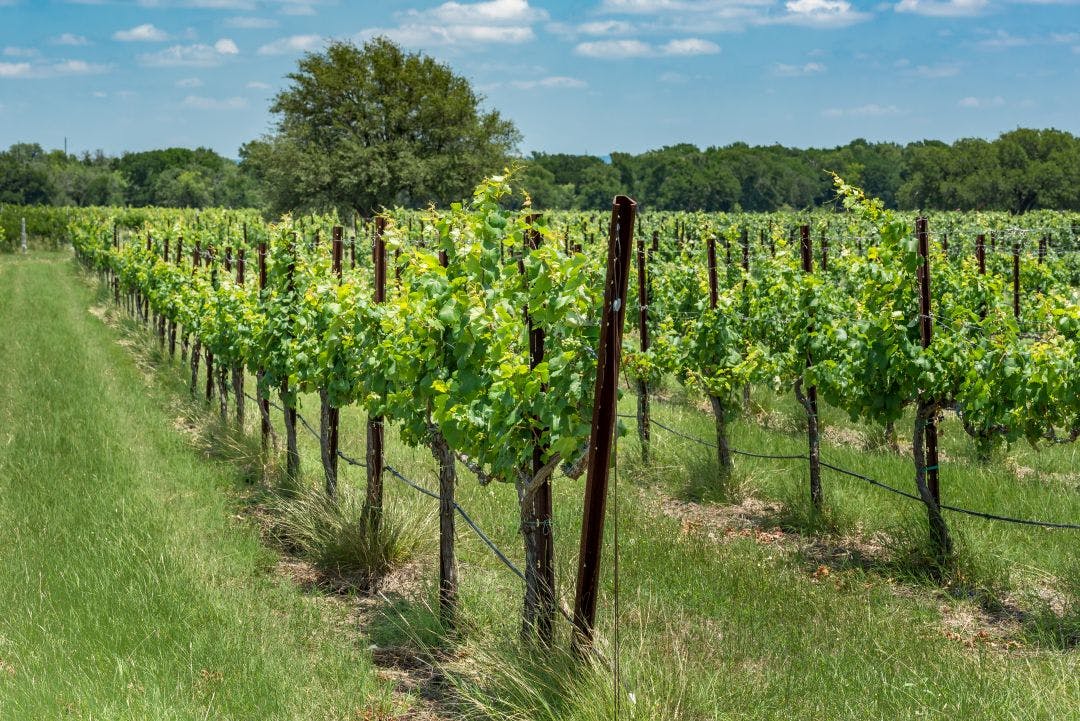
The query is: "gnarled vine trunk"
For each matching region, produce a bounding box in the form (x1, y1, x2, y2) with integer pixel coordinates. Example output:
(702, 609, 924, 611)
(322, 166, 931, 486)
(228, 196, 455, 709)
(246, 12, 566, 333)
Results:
(319, 389, 337, 499)
(189, 339, 201, 396)
(708, 395, 734, 478)
(282, 381, 300, 483)
(519, 456, 555, 645)
(429, 429, 458, 630)
(232, 365, 244, 428)
(914, 403, 953, 565)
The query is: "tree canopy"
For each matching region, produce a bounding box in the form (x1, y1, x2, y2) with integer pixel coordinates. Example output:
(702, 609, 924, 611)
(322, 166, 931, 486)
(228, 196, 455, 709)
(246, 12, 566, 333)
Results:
(240, 37, 520, 217)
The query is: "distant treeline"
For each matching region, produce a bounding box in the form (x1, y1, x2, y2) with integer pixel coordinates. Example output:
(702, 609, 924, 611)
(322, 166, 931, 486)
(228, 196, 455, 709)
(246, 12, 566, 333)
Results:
(0, 143, 261, 209)
(3, 128, 1080, 215)
(520, 128, 1080, 215)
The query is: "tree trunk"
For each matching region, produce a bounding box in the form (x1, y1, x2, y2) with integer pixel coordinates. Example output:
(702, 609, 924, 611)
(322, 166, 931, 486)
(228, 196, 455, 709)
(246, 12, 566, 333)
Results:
(709, 394, 734, 478)
(364, 416, 384, 534)
(636, 378, 650, 464)
(282, 381, 300, 483)
(885, 419, 899, 453)
(914, 403, 953, 565)
(319, 389, 338, 499)
(429, 429, 458, 630)
(217, 363, 229, 423)
(795, 380, 822, 510)
(257, 370, 276, 453)
(232, 365, 244, 429)
(168, 320, 176, 359)
(189, 339, 201, 396)
(519, 460, 556, 645)
(204, 350, 214, 402)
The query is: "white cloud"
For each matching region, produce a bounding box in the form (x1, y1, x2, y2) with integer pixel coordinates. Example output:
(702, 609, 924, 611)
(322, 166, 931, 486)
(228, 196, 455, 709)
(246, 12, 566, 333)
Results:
(661, 37, 720, 55)
(279, 2, 317, 15)
(224, 16, 279, 28)
(775, 0, 871, 27)
(773, 61, 826, 76)
(509, 75, 587, 89)
(52, 33, 89, 46)
(214, 38, 239, 54)
(0, 62, 32, 78)
(114, 24, 171, 42)
(575, 39, 653, 58)
(895, 0, 987, 16)
(139, 41, 239, 66)
(246, 80, 272, 89)
(51, 60, 110, 75)
(176, 77, 203, 87)
(957, 95, 1005, 108)
(3, 47, 40, 58)
(256, 34, 323, 55)
(578, 20, 637, 35)
(182, 95, 248, 110)
(822, 103, 903, 117)
(575, 37, 719, 58)
(360, 0, 546, 48)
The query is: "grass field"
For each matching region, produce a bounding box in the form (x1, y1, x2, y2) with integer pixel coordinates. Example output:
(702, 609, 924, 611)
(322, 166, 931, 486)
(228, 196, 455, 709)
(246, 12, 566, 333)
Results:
(1, 251, 1077, 720)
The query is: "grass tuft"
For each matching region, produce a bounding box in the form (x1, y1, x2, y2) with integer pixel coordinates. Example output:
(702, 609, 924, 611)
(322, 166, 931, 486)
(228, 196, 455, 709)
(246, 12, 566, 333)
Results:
(267, 487, 424, 591)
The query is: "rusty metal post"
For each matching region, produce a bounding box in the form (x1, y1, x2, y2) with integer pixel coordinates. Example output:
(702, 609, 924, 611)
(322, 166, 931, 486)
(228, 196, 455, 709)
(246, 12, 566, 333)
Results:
(572, 195, 635, 655)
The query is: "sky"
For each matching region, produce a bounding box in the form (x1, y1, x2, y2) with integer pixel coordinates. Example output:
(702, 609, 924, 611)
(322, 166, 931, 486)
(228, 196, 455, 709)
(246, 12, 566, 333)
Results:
(0, 0, 1078, 158)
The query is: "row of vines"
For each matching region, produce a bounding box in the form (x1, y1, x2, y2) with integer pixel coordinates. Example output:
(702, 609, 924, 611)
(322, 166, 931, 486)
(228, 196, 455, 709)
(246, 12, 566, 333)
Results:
(67, 175, 1080, 647)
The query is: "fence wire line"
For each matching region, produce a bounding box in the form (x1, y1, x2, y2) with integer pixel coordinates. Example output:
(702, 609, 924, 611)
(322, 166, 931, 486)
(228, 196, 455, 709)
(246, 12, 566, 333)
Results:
(242, 391, 537, 585)
(638, 410, 1080, 530)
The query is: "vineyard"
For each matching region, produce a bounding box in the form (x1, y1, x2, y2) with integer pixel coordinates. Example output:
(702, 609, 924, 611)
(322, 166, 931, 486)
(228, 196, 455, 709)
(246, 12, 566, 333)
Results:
(4, 175, 1078, 718)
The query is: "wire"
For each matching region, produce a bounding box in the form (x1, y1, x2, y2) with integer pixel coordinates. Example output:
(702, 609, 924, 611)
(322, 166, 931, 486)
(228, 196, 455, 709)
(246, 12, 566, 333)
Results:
(642, 411, 1080, 530)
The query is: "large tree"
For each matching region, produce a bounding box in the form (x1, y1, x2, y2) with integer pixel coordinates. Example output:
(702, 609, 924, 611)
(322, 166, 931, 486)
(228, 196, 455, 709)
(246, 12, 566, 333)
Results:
(241, 37, 520, 216)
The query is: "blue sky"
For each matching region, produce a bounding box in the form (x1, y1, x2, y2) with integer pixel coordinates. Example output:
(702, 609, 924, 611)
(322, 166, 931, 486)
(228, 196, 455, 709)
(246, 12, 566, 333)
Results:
(0, 0, 1077, 158)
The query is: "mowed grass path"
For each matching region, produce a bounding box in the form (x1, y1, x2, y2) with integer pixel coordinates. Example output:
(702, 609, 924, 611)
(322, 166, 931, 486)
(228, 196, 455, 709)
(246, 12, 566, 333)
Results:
(0, 253, 393, 720)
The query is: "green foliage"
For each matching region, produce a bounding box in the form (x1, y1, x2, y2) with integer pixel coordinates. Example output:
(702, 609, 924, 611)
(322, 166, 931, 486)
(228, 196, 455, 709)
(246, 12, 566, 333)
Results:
(241, 37, 519, 217)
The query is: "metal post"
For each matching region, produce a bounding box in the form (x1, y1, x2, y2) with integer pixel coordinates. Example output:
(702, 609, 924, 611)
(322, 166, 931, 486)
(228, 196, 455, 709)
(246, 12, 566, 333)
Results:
(572, 195, 635, 655)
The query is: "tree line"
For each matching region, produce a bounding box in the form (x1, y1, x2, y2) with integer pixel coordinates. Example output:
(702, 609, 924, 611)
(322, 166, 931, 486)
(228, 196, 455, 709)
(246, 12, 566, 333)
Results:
(0, 143, 261, 209)
(2, 37, 1079, 216)
(520, 129, 1080, 215)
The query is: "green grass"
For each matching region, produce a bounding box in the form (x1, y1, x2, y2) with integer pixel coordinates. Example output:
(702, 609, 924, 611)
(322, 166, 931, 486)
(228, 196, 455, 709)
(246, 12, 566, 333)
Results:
(0, 253, 398, 720)
(4, 252, 1077, 720)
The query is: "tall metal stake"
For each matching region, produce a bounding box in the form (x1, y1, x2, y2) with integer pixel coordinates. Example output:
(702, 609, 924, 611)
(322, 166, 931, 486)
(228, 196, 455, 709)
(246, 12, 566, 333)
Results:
(572, 195, 635, 656)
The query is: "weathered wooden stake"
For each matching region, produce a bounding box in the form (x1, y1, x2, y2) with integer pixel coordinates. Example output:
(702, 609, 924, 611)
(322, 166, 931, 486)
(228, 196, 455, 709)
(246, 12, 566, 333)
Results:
(636, 229, 651, 463)
(365, 217, 387, 533)
(800, 225, 822, 510)
(916, 217, 952, 562)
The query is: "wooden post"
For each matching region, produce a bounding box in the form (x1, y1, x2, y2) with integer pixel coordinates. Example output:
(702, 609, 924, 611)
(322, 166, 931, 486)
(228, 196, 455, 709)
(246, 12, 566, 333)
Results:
(800, 225, 822, 510)
(520, 215, 555, 644)
(636, 230, 651, 464)
(820, 226, 828, 273)
(916, 217, 951, 560)
(706, 235, 718, 309)
(572, 195, 635, 656)
(189, 241, 202, 396)
(321, 227, 343, 498)
(976, 233, 987, 321)
(365, 217, 386, 533)
(741, 228, 751, 411)
(20, 217, 27, 253)
(204, 247, 215, 403)
(234, 247, 246, 429)
(1012, 240, 1021, 320)
(1038, 234, 1047, 265)
(257, 241, 272, 453)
